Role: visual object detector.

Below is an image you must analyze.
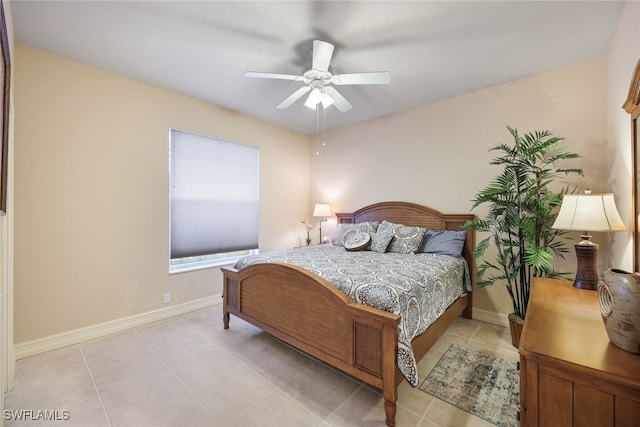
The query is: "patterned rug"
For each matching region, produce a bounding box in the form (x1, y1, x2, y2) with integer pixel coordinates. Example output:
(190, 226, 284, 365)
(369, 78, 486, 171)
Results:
(418, 343, 519, 427)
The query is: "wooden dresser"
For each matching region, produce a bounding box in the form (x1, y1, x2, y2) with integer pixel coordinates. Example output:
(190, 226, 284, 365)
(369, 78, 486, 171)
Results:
(519, 277, 640, 426)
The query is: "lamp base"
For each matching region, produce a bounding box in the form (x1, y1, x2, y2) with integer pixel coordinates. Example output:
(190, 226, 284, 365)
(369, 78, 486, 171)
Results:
(318, 218, 326, 245)
(574, 241, 599, 290)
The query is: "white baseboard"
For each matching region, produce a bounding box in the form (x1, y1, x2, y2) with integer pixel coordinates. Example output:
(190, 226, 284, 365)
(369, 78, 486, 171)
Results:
(472, 307, 510, 328)
(15, 294, 222, 360)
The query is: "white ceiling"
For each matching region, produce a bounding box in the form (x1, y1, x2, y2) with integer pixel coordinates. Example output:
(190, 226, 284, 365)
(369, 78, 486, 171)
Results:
(11, 0, 625, 135)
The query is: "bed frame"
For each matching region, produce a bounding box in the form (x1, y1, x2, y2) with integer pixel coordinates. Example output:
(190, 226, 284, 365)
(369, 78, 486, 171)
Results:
(221, 201, 475, 426)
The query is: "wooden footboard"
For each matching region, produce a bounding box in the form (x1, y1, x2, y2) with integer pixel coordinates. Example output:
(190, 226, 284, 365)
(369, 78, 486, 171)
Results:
(222, 262, 400, 398)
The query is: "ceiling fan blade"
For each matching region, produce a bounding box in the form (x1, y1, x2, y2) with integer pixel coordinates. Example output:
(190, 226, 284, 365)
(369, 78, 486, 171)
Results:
(245, 71, 303, 81)
(324, 86, 353, 112)
(332, 72, 391, 85)
(312, 40, 334, 72)
(276, 86, 311, 109)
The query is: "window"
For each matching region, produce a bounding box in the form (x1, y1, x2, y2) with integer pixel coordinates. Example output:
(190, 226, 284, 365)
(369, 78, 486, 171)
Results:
(169, 129, 259, 273)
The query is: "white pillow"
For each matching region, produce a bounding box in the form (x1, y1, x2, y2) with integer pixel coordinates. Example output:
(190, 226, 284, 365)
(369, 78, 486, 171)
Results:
(332, 222, 379, 246)
(343, 230, 372, 251)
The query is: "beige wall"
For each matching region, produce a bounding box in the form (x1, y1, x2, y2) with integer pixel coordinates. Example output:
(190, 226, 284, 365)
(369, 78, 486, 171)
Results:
(311, 59, 608, 320)
(13, 44, 311, 344)
(13, 17, 626, 342)
(607, 1, 640, 273)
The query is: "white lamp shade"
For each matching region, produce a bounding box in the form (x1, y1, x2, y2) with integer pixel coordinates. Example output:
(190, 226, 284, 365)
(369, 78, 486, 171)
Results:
(305, 88, 322, 109)
(552, 193, 626, 232)
(313, 203, 332, 218)
(321, 92, 334, 108)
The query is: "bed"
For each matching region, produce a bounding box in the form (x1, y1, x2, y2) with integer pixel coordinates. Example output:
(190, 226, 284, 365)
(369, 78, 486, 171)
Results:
(221, 201, 475, 426)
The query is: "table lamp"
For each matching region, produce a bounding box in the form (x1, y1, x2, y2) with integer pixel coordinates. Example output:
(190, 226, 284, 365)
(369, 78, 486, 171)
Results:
(313, 203, 332, 244)
(552, 190, 626, 290)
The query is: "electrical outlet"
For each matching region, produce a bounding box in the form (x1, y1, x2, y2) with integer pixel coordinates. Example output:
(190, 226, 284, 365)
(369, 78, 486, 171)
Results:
(163, 292, 170, 304)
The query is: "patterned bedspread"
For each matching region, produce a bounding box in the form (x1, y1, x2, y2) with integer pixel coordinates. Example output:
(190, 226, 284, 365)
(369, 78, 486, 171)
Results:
(234, 244, 471, 387)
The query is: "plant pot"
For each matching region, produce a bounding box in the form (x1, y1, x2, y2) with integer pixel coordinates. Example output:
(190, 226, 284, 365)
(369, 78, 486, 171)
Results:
(508, 313, 524, 348)
(598, 269, 640, 354)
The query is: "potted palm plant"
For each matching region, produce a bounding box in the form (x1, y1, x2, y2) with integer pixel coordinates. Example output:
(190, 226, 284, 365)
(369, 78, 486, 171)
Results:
(464, 127, 583, 347)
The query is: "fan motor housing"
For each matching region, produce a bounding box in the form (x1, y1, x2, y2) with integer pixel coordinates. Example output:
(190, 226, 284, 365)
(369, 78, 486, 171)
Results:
(303, 68, 332, 85)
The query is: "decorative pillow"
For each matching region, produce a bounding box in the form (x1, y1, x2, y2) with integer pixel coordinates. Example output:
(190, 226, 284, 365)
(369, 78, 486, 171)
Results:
(418, 229, 466, 257)
(343, 230, 372, 251)
(331, 222, 379, 247)
(370, 221, 395, 253)
(379, 220, 427, 254)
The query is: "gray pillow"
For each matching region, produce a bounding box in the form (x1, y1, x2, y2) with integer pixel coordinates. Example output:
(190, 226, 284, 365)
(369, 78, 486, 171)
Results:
(418, 229, 466, 257)
(370, 221, 395, 253)
(379, 220, 427, 254)
(332, 222, 379, 246)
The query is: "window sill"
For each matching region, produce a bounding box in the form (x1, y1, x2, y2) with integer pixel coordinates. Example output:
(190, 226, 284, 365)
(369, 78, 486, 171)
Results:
(169, 256, 242, 275)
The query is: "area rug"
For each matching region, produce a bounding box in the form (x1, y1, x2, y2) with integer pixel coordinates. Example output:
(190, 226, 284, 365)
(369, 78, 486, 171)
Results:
(418, 343, 519, 427)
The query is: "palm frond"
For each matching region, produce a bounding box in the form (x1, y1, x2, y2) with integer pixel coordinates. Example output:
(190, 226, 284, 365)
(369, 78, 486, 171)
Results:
(468, 126, 583, 318)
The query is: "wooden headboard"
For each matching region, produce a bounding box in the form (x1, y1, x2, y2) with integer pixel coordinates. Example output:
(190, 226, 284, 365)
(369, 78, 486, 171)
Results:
(336, 201, 476, 294)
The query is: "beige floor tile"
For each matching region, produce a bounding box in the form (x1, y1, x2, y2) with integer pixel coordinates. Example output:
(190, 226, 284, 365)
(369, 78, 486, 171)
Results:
(470, 321, 513, 348)
(80, 329, 150, 368)
(97, 367, 189, 426)
(59, 396, 110, 427)
(5, 365, 97, 413)
(224, 332, 317, 387)
(5, 371, 91, 427)
(221, 328, 280, 355)
(430, 330, 470, 354)
(190, 366, 278, 425)
(228, 389, 324, 427)
(421, 398, 496, 427)
(89, 345, 190, 426)
(13, 345, 87, 385)
(444, 317, 481, 340)
(179, 305, 221, 330)
(90, 348, 166, 389)
(282, 363, 360, 419)
(326, 385, 422, 427)
(397, 378, 435, 418)
(137, 316, 210, 351)
(166, 349, 250, 392)
(5, 396, 108, 427)
(117, 394, 218, 427)
(280, 362, 360, 420)
(144, 327, 229, 368)
(466, 321, 518, 361)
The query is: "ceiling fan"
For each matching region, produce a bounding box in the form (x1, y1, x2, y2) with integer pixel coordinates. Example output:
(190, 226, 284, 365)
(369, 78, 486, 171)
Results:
(245, 40, 391, 112)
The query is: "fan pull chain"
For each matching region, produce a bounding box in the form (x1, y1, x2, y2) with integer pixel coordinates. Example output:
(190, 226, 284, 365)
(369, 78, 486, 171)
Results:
(322, 106, 327, 148)
(315, 105, 327, 156)
(316, 106, 320, 156)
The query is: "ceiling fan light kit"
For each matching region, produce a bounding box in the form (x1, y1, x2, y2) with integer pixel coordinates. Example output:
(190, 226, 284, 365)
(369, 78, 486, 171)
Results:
(304, 85, 334, 109)
(246, 40, 390, 113)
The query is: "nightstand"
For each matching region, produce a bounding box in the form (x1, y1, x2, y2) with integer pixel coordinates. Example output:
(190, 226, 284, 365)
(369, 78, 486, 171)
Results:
(519, 277, 640, 426)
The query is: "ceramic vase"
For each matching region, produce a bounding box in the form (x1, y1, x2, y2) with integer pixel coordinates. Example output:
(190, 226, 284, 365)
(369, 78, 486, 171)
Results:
(598, 268, 640, 354)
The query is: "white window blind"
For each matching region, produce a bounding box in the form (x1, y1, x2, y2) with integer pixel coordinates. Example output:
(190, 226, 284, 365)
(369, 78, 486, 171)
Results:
(170, 129, 259, 260)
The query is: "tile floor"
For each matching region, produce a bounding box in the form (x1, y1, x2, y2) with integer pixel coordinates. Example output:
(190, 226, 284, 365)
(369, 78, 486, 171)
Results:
(4, 304, 519, 427)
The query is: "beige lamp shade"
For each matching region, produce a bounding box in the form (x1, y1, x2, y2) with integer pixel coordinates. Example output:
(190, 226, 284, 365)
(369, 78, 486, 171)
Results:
(552, 193, 626, 232)
(552, 192, 626, 290)
(313, 203, 332, 218)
